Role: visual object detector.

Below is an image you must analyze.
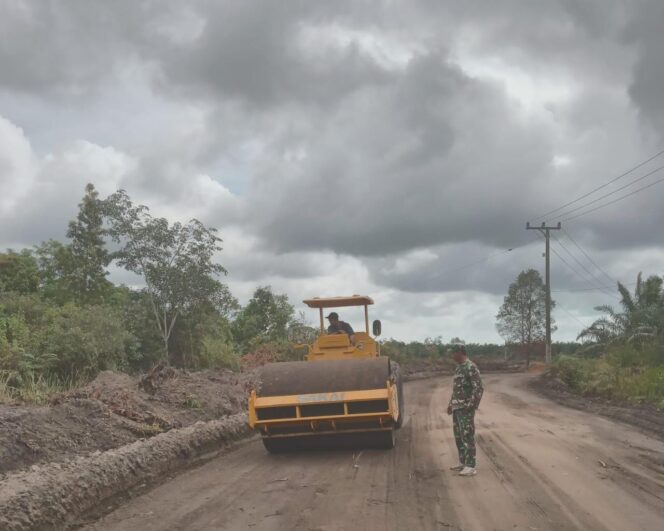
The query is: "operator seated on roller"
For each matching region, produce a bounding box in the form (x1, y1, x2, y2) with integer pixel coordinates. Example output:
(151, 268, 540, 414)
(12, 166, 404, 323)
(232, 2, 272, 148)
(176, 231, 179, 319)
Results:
(325, 312, 356, 345)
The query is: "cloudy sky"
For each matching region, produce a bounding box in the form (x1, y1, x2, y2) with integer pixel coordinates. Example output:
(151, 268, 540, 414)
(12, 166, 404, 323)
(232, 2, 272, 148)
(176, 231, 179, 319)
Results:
(1, 1, 663, 342)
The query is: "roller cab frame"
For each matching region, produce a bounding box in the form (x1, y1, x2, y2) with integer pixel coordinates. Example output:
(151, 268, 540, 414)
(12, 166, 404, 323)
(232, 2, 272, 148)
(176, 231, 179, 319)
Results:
(248, 295, 403, 451)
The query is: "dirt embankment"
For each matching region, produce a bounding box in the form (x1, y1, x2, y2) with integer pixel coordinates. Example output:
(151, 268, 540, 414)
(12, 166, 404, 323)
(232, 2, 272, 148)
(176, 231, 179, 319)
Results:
(0, 367, 259, 475)
(0, 414, 250, 531)
(531, 371, 664, 441)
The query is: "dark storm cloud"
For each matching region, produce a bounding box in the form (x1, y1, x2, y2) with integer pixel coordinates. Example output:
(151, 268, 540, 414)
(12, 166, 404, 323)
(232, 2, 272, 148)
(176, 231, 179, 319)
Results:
(156, 1, 392, 108)
(0, 0, 152, 96)
(247, 52, 554, 256)
(1, 0, 664, 308)
(626, 0, 664, 137)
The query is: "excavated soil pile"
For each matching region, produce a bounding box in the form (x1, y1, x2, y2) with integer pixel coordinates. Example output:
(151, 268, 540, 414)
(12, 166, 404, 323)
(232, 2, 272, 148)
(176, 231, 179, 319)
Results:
(0, 367, 259, 475)
(0, 414, 250, 531)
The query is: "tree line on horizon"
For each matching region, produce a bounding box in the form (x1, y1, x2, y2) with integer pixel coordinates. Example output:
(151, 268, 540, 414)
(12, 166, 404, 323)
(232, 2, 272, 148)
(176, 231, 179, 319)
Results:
(0, 184, 533, 400)
(4, 183, 658, 401)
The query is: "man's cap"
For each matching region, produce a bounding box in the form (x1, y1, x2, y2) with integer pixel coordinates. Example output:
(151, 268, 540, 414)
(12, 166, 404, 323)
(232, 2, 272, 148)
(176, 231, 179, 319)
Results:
(325, 312, 339, 320)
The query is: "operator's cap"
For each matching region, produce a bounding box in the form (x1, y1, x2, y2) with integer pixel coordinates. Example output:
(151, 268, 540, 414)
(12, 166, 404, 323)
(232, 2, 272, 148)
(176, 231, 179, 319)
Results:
(325, 312, 339, 320)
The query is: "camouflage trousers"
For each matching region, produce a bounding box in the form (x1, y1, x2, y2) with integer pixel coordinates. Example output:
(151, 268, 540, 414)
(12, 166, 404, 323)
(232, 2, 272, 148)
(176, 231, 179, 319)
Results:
(452, 408, 476, 468)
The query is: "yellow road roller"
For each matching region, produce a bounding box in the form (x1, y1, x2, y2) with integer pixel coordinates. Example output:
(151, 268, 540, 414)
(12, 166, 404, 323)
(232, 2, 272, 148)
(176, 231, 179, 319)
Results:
(248, 295, 404, 452)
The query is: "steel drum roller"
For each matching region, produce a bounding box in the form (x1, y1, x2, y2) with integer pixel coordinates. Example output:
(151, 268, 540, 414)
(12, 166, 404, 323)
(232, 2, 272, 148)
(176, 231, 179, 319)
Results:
(257, 357, 392, 397)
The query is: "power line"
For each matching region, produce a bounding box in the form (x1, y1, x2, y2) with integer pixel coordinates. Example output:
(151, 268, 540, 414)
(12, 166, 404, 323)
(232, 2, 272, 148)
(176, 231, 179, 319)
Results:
(554, 164, 664, 221)
(548, 241, 619, 300)
(428, 242, 531, 280)
(553, 282, 636, 293)
(556, 302, 589, 329)
(551, 235, 615, 294)
(553, 286, 607, 293)
(561, 173, 664, 222)
(561, 228, 616, 286)
(532, 147, 664, 221)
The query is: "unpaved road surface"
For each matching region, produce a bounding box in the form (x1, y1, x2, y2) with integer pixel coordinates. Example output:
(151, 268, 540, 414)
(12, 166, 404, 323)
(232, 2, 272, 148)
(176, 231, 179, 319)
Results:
(88, 374, 664, 531)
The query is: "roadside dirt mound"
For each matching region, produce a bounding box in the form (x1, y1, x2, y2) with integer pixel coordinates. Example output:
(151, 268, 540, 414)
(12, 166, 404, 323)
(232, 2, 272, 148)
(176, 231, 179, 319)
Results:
(532, 371, 664, 441)
(0, 368, 259, 475)
(0, 414, 250, 531)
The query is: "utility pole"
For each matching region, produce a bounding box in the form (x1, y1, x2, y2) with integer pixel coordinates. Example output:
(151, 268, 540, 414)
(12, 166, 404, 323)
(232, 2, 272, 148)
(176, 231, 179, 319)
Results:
(526, 221, 561, 364)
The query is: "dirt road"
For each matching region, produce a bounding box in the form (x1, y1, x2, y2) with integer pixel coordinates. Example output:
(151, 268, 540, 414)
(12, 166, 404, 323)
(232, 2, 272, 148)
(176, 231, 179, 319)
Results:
(87, 374, 664, 531)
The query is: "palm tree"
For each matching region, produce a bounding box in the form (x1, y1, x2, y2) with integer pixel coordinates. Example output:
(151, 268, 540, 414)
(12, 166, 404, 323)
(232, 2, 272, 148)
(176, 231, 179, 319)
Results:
(578, 273, 663, 345)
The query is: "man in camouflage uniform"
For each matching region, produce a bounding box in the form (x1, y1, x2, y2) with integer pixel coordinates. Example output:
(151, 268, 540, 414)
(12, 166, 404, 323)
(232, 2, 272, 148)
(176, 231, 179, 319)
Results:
(447, 344, 483, 476)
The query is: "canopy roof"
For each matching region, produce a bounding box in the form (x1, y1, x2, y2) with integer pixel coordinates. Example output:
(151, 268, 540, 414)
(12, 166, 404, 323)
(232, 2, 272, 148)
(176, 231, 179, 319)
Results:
(303, 295, 374, 309)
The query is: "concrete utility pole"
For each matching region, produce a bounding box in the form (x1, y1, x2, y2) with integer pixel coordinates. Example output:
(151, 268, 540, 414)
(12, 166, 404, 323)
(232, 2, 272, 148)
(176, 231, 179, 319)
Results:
(526, 221, 561, 364)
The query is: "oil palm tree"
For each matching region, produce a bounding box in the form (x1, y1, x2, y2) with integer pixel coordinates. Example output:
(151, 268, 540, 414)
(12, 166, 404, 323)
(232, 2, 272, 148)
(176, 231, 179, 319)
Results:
(578, 273, 663, 345)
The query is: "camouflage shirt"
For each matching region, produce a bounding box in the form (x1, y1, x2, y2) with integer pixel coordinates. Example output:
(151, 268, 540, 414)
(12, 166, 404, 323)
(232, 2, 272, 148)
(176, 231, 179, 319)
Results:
(449, 359, 483, 411)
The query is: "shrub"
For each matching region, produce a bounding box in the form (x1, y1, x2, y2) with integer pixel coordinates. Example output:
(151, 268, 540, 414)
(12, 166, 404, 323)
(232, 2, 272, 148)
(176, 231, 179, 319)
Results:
(199, 335, 240, 371)
(552, 353, 664, 404)
(551, 356, 589, 390)
(42, 304, 134, 377)
(182, 394, 202, 409)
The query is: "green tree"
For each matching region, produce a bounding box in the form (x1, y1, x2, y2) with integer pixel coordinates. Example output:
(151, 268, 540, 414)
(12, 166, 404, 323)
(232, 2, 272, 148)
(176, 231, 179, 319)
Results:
(64, 183, 112, 303)
(33, 240, 73, 303)
(33, 184, 112, 304)
(578, 273, 663, 345)
(104, 189, 228, 360)
(496, 269, 554, 368)
(232, 286, 294, 352)
(42, 303, 134, 378)
(106, 286, 164, 372)
(169, 289, 239, 369)
(0, 250, 40, 294)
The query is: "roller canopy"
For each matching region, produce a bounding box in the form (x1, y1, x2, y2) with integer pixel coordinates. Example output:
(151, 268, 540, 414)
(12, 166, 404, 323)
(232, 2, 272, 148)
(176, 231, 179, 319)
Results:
(303, 295, 374, 308)
(257, 358, 390, 397)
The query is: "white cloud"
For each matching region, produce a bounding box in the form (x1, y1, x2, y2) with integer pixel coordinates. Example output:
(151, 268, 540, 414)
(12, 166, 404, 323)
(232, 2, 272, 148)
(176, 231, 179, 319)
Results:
(2, 1, 664, 343)
(0, 115, 38, 211)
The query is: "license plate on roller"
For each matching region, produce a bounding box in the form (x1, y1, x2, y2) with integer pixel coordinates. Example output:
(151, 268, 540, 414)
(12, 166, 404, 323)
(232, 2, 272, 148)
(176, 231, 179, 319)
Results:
(297, 392, 347, 404)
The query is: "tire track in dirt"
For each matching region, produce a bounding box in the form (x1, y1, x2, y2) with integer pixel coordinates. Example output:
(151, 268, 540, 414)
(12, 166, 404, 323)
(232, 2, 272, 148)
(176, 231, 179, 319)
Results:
(87, 374, 664, 531)
(86, 378, 460, 530)
(477, 429, 608, 530)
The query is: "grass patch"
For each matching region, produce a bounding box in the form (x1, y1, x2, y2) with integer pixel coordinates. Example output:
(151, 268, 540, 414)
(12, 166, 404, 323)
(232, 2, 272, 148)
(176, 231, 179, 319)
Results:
(551, 356, 664, 405)
(182, 393, 202, 409)
(0, 370, 81, 404)
(138, 423, 164, 436)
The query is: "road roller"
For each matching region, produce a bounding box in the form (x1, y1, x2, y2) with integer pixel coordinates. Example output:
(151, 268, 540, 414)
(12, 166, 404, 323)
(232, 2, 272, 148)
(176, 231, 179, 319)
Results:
(248, 295, 404, 452)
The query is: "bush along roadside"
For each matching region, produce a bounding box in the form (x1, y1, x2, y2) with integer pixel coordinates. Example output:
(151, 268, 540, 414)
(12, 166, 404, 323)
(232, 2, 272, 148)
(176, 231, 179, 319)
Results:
(550, 355, 664, 409)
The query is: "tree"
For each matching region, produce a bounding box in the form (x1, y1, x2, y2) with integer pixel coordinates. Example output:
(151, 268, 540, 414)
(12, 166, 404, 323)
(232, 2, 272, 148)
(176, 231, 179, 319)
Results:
(578, 273, 663, 345)
(43, 303, 134, 378)
(496, 269, 554, 368)
(0, 250, 40, 294)
(32, 184, 112, 304)
(169, 289, 239, 368)
(104, 190, 228, 360)
(64, 183, 112, 303)
(232, 286, 294, 352)
(33, 239, 75, 303)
